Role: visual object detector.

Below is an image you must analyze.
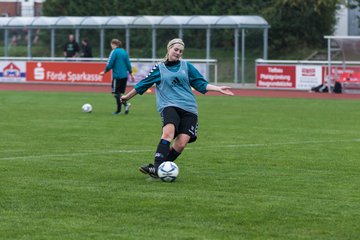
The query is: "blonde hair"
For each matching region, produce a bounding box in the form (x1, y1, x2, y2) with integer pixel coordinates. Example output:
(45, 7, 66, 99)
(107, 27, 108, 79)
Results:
(163, 38, 185, 62)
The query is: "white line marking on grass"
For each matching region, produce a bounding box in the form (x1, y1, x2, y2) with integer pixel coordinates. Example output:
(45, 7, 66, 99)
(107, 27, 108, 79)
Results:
(0, 149, 152, 161)
(192, 138, 360, 150)
(1, 139, 359, 161)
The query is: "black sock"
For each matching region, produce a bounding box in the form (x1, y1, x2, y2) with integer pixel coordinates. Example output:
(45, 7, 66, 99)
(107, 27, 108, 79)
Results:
(154, 139, 170, 169)
(114, 94, 121, 112)
(167, 147, 181, 162)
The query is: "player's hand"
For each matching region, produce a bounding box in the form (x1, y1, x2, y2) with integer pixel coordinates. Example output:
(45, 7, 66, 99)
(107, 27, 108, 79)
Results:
(219, 86, 234, 96)
(120, 95, 128, 103)
(99, 71, 104, 76)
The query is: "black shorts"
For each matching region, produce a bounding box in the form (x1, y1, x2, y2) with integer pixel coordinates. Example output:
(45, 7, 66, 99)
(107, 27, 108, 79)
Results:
(161, 106, 198, 143)
(111, 77, 128, 94)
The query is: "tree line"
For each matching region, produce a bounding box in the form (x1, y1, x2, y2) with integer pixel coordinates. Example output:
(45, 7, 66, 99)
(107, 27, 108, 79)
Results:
(43, 0, 342, 54)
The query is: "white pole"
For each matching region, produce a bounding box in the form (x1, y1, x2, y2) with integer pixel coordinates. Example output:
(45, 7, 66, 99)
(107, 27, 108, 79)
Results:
(27, 29, 32, 58)
(75, 29, 80, 44)
(51, 29, 55, 58)
(179, 28, 183, 39)
(327, 37, 332, 93)
(4, 29, 8, 57)
(263, 28, 268, 60)
(215, 62, 218, 84)
(152, 28, 156, 59)
(234, 28, 239, 83)
(100, 29, 105, 59)
(206, 28, 211, 80)
(126, 28, 130, 54)
(241, 28, 245, 84)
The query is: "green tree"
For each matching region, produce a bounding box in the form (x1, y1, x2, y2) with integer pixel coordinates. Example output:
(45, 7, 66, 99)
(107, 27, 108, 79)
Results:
(260, 0, 339, 51)
(42, 0, 341, 52)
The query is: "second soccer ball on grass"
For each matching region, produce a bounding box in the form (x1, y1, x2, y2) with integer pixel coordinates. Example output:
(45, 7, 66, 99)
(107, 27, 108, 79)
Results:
(82, 103, 92, 113)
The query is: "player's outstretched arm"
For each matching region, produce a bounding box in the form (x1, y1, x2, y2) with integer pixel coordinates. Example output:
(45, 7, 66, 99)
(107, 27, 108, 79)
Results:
(121, 88, 138, 103)
(206, 84, 234, 96)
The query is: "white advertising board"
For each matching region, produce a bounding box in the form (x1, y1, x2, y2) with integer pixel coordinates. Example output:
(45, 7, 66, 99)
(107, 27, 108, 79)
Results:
(0, 61, 26, 82)
(295, 65, 323, 90)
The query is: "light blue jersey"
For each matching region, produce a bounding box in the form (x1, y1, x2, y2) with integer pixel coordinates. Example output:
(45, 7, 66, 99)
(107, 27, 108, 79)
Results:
(134, 60, 208, 115)
(157, 61, 197, 114)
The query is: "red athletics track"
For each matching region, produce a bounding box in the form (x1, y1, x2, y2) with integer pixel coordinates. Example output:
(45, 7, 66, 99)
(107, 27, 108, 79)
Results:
(1, 83, 360, 100)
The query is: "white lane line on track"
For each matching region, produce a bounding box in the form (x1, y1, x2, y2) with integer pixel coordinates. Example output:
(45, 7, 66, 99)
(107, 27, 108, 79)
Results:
(1, 138, 360, 161)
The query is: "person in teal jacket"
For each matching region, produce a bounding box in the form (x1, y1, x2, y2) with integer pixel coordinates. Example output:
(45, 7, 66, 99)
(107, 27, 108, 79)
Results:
(121, 38, 234, 178)
(100, 39, 134, 115)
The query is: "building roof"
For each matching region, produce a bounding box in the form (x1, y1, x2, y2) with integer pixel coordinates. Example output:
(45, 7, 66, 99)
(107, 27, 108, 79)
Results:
(0, 15, 270, 29)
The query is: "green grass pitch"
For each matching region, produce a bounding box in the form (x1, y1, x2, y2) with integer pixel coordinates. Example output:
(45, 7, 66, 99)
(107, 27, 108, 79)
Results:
(1, 90, 360, 239)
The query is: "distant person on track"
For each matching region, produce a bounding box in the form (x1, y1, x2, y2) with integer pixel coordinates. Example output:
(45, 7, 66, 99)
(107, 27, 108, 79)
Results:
(63, 34, 80, 58)
(120, 38, 234, 178)
(99, 39, 134, 115)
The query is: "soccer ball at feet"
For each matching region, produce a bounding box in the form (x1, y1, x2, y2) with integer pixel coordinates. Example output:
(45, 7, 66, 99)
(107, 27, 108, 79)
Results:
(82, 103, 92, 113)
(157, 161, 179, 182)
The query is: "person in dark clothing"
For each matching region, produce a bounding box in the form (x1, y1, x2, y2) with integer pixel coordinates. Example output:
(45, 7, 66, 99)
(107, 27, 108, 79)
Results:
(63, 34, 80, 58)
(80, 38, 93, 58)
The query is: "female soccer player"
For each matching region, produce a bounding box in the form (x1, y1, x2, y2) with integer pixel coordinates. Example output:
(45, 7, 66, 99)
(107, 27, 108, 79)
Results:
(121, 38, 234, 178)
(100, 39, 134, 115)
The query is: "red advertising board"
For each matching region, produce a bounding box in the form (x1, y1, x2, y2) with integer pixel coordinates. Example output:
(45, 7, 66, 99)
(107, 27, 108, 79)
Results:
(26, 61, 111, 84)
(322, 66, 360, 83)
(256, 65, 296, 88)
